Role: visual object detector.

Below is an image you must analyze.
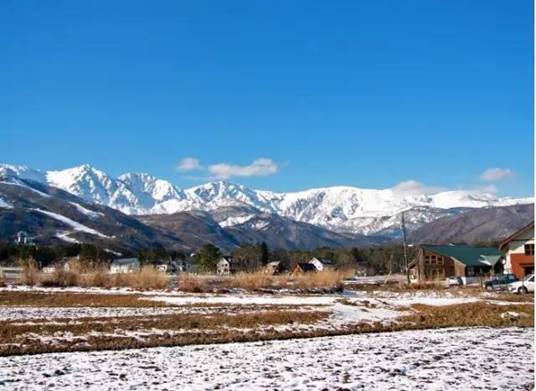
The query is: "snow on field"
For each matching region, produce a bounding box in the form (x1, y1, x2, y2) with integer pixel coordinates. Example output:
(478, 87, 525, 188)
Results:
(0, 306, 202, 321)
(0, 327, 531, 391)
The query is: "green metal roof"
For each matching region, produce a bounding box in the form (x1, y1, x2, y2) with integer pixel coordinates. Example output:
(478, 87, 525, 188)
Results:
(421, 245, 502, 267)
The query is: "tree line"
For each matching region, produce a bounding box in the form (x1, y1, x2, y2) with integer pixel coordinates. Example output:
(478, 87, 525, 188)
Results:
(192, 242, 416, 274)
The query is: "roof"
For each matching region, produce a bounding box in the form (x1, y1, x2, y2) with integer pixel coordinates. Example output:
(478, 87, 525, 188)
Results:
(311, 257, 334, 264)
(219, 256, 233, 264)
(296, 263, 317, 272)
(499, 222, 534, 250)
(111, 258, 140, 266)
(421, 245, 502, 267)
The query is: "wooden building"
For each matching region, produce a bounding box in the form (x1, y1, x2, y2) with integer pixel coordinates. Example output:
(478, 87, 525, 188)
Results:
(499, 222, 534, 279)
(410, 245, 503, 282)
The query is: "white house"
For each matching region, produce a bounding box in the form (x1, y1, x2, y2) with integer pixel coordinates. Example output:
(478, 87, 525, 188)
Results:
(110, 258, 140, 274)
(217, 256, 234, 275)
(308, 257, 334, 271)
(15, 231, 33, 245)
(500, 222, 534, 279)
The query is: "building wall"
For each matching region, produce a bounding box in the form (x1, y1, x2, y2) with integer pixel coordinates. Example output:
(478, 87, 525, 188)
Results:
(504, 226, 534, 278)
(510, 254, 534, 279)
(416, 249, 457, 281)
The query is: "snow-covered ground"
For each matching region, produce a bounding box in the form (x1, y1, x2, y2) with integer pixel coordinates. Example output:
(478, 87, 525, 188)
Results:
(0, 327, 532, 391)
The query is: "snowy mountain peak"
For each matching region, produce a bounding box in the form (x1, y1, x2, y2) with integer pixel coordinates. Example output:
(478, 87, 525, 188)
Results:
(1, 163, 532, 236)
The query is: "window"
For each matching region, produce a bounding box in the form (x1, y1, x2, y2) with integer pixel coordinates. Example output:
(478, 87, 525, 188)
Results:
(466, 267, 475, 277)
(524, 244, 534, 256)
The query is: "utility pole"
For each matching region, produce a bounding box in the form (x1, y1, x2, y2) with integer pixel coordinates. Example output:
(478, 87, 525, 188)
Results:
(401, 211, 410, 285)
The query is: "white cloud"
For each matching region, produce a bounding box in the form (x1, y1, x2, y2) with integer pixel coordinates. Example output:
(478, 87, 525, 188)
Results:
(208, 158, 278, 180)
(391, 180, 446, 196)
(177, 157, 203, 172)
(479, 168, 514, 181)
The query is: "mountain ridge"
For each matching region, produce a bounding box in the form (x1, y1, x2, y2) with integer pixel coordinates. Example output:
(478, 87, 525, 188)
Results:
(1, 163, 532, 237)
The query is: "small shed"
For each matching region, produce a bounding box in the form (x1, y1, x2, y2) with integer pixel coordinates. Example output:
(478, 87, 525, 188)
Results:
(110, 258, 140, 274)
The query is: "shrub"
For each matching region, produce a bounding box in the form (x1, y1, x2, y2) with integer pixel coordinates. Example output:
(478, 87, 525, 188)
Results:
(18, 258, 40, 286)
(40, 269, 79, 287)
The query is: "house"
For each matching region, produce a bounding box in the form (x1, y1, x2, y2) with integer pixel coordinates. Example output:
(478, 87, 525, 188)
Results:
(291, 262, 318, 274)
(110, 258, 140, 274)
(308, 257, 334, 271)
(410, 244, 503, 284)
(217, 256, 234, 275)
(499, 222, 534, 279)
(264, 261, 283, 275)
(15, 231, 33, 245)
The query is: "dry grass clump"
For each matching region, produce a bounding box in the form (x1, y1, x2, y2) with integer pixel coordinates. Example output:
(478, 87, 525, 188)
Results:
(18, 259, 40, 286)
(401, 302, 534, 329)
(109, 266, 169, 290)
(288, 270, 352, 290)
(396, 281, 447, 291)
(229, 271, 275, 290)
(17, 261, 169, 290)
(178, 273, 209, 292)
(176, 270, 351, 292)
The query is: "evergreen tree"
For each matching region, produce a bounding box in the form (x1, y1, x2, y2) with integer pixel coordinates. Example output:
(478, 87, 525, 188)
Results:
(193, 244, 221, 273)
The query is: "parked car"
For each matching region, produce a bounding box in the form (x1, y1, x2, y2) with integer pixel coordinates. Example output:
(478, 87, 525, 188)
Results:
(508, 274, 534, 294)
(447, 276, 463, 287)
(483, 274, 518, 291)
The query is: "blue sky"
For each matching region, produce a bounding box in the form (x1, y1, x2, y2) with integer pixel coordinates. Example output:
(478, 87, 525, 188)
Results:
(1, 0, 533, 196)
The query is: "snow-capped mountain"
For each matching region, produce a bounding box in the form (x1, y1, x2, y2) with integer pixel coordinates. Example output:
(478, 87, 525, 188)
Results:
(0, 164, 532, 236)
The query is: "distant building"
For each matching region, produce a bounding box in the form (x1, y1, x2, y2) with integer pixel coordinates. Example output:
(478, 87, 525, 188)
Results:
(291, 262, 318, 274)
(155, 259, 192, 274)
(410, 245, 503, 283)
(264, 261, 283, 275)
(15, 231, 33, 245)
(217, 256, 235, 275)
(0, 266, 23, 283)
(500, 222, 534, 279)
(110, 258, 140, 274)
(308, 257, 334, 271)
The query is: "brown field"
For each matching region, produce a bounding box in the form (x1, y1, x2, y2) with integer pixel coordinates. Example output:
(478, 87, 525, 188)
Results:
(0, 287, 533, 356)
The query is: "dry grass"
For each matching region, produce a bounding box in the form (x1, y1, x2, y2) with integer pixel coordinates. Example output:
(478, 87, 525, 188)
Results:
(0, 291, 167, 307)
(108, 266, 169, 290)
(400, 302, 534, 329)
(19, 259, 40, 286)
(177, 270, 352, 292)
(0, 309, 328, 356)
(19, 262, 169, 290)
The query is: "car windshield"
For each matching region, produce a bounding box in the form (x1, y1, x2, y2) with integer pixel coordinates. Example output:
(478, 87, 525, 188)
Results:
(524, 274, 534, 282)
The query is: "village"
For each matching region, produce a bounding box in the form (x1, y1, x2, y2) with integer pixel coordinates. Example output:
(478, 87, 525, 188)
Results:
(1, 222, 534, 294)
(0, 218, 533, 389)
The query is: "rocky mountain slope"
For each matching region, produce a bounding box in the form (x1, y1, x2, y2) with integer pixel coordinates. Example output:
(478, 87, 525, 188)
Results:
(408, 204, 534, 244)
(0, 177, 189, 253)
(1, 164, 531, 238)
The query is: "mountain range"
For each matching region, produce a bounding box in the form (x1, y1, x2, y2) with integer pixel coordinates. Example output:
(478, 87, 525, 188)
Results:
(0, 163, 533, 252)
